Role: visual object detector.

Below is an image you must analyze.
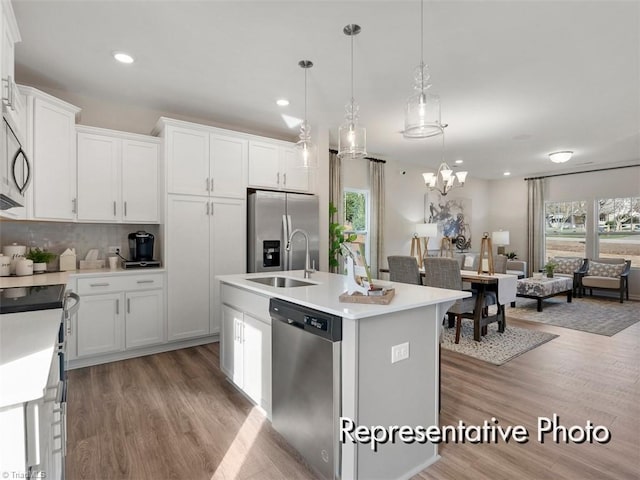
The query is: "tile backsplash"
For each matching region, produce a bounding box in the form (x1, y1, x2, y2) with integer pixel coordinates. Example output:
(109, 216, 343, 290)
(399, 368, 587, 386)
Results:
(0, 221, 161, 269)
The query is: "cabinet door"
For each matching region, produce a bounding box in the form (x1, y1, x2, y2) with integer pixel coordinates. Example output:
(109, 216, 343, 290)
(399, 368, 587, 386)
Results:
(125, 289, 164, 348)
(32, 98, 77, 220)
(122, 139, 159, 222)
(77, 293, 124, 357)
(166, 126, 209, 196)
(210, 198, 245, 334)
(281, 146, 309, 192)
(221, 304, 242, 380)
(167, 195, 211, 341)
(76, 132, 120, 221)
(248, 140, 280, 189)
(242, 314, 271, 410)
(210, 133, 246, 198)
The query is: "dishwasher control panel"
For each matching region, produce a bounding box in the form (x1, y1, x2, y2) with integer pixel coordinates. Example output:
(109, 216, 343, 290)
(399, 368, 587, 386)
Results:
(304, 315, 327, 332)
(270, 298, 342, 342)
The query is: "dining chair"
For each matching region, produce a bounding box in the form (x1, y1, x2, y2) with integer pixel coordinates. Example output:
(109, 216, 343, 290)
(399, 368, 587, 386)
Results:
(423, 257, 480, 343)
(387, 256, 422, 285)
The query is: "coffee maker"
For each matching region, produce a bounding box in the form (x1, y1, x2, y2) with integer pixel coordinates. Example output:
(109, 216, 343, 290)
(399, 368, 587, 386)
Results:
(123, 231, 160, 268)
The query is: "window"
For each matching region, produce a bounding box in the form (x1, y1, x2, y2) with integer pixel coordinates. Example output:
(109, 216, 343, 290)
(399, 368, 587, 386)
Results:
(544, 200, 587, 259)
(344, 189, 370, 264)
(597, 196, 640, 267)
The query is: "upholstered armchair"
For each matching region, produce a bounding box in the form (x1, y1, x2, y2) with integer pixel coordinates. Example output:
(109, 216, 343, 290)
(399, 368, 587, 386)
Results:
(549, 257, 588, 296)
(580, 258, 631, 303)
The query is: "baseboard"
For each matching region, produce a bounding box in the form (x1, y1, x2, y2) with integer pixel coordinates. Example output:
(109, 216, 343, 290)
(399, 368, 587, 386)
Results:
(67, 334, 220, 369)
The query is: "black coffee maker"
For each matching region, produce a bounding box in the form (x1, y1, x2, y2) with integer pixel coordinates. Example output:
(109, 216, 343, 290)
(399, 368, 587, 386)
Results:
(128, 231, 154, 261)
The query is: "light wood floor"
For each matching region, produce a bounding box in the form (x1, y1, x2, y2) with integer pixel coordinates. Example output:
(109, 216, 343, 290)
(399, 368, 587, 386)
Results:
(66, 316, 640, 480)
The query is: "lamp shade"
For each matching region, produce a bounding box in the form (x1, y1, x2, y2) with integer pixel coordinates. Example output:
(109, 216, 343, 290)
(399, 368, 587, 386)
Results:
(492, 230, 510, 246)
(415, 223, 438, 237)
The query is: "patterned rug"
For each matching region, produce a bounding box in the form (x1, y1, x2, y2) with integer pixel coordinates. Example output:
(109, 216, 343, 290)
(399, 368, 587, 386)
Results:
(441, 322, 558, 366)
(509, 296, 640, 336)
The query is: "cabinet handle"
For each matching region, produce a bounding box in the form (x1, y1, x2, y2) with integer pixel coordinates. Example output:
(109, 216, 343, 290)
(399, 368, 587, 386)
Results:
(210, 177, 214, 192)
(72, 198, 77, 214)
(124, 201, 127, 217)
(206, 202, 210, 215)
(206, 177, 209, 191)
(136, 279, 154, 284)
(113, 201, 117, 216)
(127, 298, 131, 314)
(2, 75, 13, 108)
(283, 173, 287, 185)
(210, 202, 214, 216)
(90, 282, 109, 287)
(276, 172, 280, 184)
(116, 299, 119, 315)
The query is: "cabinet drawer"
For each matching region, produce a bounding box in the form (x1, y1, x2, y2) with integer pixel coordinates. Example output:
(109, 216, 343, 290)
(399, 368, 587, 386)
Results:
(123, 273, 164, 291)
(77, 276, 129, 294)
(222, 284, 270, 323)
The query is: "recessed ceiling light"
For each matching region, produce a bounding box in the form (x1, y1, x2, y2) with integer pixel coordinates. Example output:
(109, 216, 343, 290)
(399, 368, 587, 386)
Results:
(276, 99, 290, 107)
(548, 151, 573, 163)
(113, 52, 134, 64)
(455, 159, 463, 164)
(503, 171, 511, 176)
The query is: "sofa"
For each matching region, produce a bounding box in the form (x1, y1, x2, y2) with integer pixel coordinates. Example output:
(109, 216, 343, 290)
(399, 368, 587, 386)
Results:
(580, 258, 631, 303)
(548, 257, 588, 295)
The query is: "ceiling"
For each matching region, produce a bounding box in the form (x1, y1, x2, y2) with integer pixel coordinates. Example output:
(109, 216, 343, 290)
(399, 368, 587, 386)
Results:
(11, 0, 640, 180)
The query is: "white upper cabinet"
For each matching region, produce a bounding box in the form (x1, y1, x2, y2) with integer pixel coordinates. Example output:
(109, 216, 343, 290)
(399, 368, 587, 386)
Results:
(157, 118, 247, 199)
(19, 88, 80, 221)
(248, 140, 309, 192)
(76, 126, 160, 223)
(1, 1, 23, 142)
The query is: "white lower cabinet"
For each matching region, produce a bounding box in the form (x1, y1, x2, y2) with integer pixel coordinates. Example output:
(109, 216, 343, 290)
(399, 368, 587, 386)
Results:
(221, 298, 271, 415)
(75, 273, 165, 358)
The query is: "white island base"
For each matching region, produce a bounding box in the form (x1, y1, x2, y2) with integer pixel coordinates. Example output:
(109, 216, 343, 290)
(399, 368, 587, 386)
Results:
(217, 271, 468, 480)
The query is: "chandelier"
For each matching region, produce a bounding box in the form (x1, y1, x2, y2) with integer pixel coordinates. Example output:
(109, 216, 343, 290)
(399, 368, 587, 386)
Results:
(422, 133, 467, 196)
(403, 0, 443, 138)
(338, 24, 367, 160)
(295, 60, 317, 168)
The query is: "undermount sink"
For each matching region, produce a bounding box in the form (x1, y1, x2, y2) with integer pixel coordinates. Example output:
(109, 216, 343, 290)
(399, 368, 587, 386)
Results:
(247, 276, 316, 288)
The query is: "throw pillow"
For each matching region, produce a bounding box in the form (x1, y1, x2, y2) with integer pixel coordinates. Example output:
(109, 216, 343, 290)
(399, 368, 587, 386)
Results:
(587, 261, 625, 278)
(551, 257, 583, 274)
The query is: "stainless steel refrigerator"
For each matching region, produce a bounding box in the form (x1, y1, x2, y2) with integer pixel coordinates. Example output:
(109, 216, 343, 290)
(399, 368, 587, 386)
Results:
(247, 190, 319, 273)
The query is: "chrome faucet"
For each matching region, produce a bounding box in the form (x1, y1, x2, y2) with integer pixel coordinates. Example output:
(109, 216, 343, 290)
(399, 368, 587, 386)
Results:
(286, 228, 315, 278)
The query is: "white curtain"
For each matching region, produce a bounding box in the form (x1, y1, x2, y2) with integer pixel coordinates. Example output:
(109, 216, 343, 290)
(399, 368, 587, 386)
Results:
(369, 160, 385, 279)
(527, 178, 546, 275)
(329, 150, 343, 273)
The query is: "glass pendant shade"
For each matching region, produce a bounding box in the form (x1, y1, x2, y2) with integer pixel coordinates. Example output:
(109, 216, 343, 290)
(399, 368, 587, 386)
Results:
(338, 24, 367, 160)
(295, 60, 317, 168)
(404, 65, 443, 138)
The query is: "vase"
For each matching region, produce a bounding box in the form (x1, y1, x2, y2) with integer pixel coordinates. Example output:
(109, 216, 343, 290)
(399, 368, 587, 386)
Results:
(546, 272, 554, 278)
(33, 262, 47, 273)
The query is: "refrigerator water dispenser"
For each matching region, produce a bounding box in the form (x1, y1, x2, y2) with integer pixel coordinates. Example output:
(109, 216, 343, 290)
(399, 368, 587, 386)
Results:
(263, 240, 281, 268)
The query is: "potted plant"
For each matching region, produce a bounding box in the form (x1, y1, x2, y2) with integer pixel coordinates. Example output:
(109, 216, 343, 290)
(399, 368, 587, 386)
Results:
(329, 202, 357, 273)
(26, 248, 57, 273)
(506, 251, 518, 260)
(543, 260, 558, 278)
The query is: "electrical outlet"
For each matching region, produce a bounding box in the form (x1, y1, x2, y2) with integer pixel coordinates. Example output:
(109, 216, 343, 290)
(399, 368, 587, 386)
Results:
(391, 342, 410, 364)
(108, 246, 120, 254)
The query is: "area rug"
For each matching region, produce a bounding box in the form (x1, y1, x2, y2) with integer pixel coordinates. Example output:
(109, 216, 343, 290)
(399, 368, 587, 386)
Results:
(440, 322, 558, 366)
(509, 296, 640, 336)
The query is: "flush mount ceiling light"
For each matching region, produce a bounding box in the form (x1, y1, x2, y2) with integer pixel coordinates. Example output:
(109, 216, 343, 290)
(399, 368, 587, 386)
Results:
(338, 24, 367, 160)
(422, 132, 467, 196)
(549, 150, 573, 163)
(295, 60, 317, 169)
(276, 99, 290, 107)
(403, 0, 443, 138)
(113, 51, 134, 64)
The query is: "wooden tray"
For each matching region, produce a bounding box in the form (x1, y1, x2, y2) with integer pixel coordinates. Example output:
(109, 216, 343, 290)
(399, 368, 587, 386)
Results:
(339, 288, 395, 305)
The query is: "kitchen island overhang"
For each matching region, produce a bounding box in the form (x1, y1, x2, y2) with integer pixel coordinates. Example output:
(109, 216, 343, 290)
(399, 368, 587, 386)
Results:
(217, 270, 470, 480)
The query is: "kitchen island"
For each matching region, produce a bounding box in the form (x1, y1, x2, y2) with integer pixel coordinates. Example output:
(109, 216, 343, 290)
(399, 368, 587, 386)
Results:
(217, 270, 470, 480)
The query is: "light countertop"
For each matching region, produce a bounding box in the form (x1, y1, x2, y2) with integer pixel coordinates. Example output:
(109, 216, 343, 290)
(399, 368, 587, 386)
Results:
(0, 308, 62, 408)
(217, 270, 470, 320)
(0, 267, 166, 288)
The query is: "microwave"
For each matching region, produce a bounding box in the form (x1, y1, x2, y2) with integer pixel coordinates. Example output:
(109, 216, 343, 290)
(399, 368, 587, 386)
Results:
(0, 116, 31, 210)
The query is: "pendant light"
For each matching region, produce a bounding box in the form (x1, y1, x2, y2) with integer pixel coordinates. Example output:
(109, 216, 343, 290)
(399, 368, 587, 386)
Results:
(296, 60, 317, 168)
(403, 0, 443, 138)
(338, 24, 367, 160)
(422, 132, 467, 196)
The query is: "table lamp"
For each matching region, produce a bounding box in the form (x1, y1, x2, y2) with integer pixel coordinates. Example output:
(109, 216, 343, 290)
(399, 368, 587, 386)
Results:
(412, 223, 438, 268)
(492, 230, 510, 255)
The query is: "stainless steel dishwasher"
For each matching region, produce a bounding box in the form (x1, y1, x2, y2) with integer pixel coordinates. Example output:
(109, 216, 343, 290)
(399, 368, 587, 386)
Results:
(270, 298, 342, 480)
